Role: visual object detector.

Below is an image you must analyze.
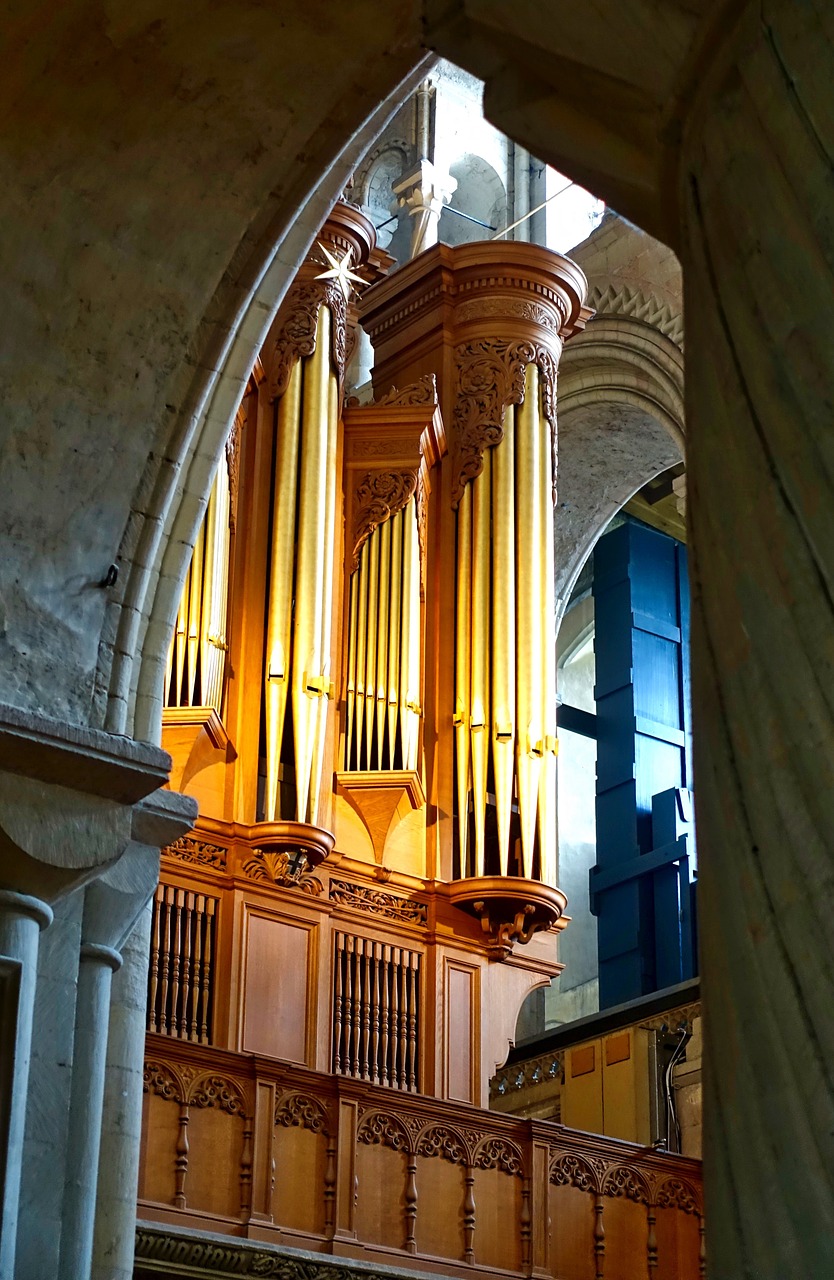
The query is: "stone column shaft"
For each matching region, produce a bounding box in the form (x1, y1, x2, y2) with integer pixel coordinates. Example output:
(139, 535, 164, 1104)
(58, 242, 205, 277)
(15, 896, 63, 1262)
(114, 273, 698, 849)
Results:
(0, 891, 52, 1280)
(680, 2, 834, 1274)
(58, 943, 122, 1280)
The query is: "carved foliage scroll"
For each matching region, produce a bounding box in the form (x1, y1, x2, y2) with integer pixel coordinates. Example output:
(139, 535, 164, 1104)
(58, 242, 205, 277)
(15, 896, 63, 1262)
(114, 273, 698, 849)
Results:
(275, 1091, 330, 1135)
(328, 878, 428, 925)
(350, 469, 418, 572)
(452, 338, 558, 506)
(375, 374, 437, 407)
(550, 1152, 600, 1193)
(357, 1110, 411, 1152)
(472, 1137, 523, 1175)
(164, 835, 227, 870)
(268, 279, 347, 402)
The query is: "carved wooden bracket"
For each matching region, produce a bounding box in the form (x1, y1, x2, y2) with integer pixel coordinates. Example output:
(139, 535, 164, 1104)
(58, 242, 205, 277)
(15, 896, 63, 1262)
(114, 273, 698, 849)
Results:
(451, 339, 558, 507)
(449, 875, 568, 958)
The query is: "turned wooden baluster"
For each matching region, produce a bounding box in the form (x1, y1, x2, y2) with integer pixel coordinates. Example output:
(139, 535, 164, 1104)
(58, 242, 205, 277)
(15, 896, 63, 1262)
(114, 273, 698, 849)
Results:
(647, 1204, 658, 1277)
(189, 895, 204, 1042)
(240, 1115, 253, 1219)
(371, 941, 382, 1084)
(520, 1176, 531, 1272)
(333, 932, 344, 1073)
(593, 1193, 606, 1278)
(148, 884, 164, 1033)
(380, 945, 391, 1086)
(169, 889, 184, 1035)
(397, 958, 408, 1090)
(174, 1102, 190, 1208)
(698, 1214, 706, 1278)
(407, 953, 418, 1091)
(463, 1161, 476, 1264)
(158, 886, 174, 1035)
(390, 947, 401, 1087)
(179, 891, 195, 1038)
(359, 939, 371, 1081)
(404, 1154, 418, 1254)
(344, 936, 355, 1075)
(199, 897, 215, 1043)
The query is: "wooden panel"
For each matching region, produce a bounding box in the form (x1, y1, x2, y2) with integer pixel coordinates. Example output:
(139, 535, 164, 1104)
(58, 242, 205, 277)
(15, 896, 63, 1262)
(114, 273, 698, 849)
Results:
(445, 961, 476, 1104)
(242, 911, 312, 1062)
(604, 1194, 649, 1280)
(655, 1203, 700, 1280)
(272, 1124, 328, 1235)
(548, 1183, 595, 1280)
(139, 1092, 178, 1206)
(472, 1166, 520, 1271)
(415, 1154, 464, 1260)
(355, 1140, 407, 1250)
(185, 1106, 245, 1218)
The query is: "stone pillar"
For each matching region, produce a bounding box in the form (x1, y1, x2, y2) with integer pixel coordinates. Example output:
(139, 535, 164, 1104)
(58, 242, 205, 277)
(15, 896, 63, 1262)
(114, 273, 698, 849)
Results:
(679, 3, 834, 1274)
(0, 891, 52, 1280)
(0, 703, 171, 1280)
(393, 159, 457, 258)
(60, 789, 196, 1280)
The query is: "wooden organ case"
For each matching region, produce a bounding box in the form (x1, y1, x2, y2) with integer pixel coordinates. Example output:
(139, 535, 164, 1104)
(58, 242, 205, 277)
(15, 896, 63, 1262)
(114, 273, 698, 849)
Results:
(139, 203, 704, 1278)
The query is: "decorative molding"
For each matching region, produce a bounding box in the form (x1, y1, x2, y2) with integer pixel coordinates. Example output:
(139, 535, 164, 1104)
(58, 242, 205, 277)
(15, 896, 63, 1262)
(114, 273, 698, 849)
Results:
(267, 279, 347, 402)
(328, 878, 427, 925)
(275, 1091, 329, 1135)
(491, 1049, 564, 1099)
(163, 835, 227, 871)
(585, 283, 684, 348)
(454, 296, 561, 332)
(350, 470, 418, 571)
(375, 374, 437, 407)
(452, 338, 558, 506)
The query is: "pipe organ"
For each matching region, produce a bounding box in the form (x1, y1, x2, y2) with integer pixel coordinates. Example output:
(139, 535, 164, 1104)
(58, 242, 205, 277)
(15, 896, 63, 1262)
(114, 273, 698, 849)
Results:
(157, 204, 589, 1115)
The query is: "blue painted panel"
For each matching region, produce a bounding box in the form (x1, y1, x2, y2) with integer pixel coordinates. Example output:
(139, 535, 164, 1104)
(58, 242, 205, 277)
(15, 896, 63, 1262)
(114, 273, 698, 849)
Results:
(591, 519, 694, 1008)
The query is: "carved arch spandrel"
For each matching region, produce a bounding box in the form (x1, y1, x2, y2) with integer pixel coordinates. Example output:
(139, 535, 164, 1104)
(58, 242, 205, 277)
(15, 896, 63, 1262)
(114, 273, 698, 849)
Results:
(472, 1135, 524, 1176)
(414, 1122, 470, 1165)
(186, 1070, 248, 1115)
(654, 1175, 702, 1216)
(143, 1059, 186, 1103)
(451, 338, 558, 507)
(602, 1162, 651, 1205)
(274, 1091, 330, 1135)
(356, 1109, 413, 1153)
(549, 1151, 601, 1194)
(266, 278, 347, 402)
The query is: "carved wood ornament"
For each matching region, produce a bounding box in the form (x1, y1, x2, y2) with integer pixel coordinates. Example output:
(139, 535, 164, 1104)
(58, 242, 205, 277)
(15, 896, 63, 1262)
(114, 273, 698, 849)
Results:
(451, 338, 558, 507)
(267, 279, 348, 402)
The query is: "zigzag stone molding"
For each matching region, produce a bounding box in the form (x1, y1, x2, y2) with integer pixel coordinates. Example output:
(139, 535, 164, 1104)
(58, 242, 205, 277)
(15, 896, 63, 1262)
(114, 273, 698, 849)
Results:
(585, 283, 684, 348)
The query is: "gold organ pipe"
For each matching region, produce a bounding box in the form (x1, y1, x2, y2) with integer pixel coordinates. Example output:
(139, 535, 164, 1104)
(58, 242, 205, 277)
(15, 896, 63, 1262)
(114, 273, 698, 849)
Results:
(401, 499, 421, 771)
(186, 521, 205, 706)
(515, 364, 543, 877)
(470, 454, 492, 878)
(200, 473, 219, 708)
(538, 379, 558, 885)
(364, 526, 380, 769)
(491, 405, 516, 875)
(454, 484, 473, 873)
(264, 358, 303, 820)
(376, 518, 391, 767)
(292, 306, 331, 822)
(346, 569, 359, 768)
(355, 536, 368, 768)
(212, 459, 232, 710)
(387, 509, 403, 766)
(309, 364, 340, 823)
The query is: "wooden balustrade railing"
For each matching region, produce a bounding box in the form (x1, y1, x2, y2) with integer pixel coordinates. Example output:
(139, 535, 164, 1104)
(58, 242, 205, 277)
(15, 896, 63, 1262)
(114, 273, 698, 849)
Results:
(333, 932, 420, 1090)
(139, 1035, 704, 1280)
(147, 884, 218, 1043)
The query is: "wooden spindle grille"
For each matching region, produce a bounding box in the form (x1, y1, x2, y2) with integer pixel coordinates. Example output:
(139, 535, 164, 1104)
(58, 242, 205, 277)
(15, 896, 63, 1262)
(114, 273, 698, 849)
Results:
(332, 932, 420, 1091)
(147, 884, 218, 1043)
